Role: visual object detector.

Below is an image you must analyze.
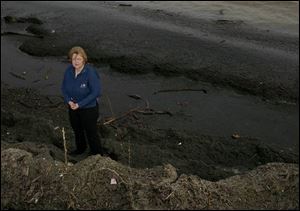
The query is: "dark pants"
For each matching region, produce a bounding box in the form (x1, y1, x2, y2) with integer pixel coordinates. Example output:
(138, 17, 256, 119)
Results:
(68, 104, 102, 155)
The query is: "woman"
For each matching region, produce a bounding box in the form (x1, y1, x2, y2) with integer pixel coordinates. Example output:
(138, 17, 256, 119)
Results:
(61, 46, 102, 155)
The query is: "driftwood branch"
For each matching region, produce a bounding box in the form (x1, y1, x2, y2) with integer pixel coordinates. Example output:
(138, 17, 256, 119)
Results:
(128, 94, 149, 108)
(1, 31, 43, 38)
(102, 107, 172, 125)
(136, 109, 172, 116)
(102, 94, 173, 125)
(9, 72, 26, 80)
(103, 107, 140, 125)
(153, 88, 207, 95)
(128, 94, 141, 100)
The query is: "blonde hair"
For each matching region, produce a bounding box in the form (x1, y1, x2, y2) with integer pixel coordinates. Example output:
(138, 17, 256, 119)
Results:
(68, 46, 88, 63)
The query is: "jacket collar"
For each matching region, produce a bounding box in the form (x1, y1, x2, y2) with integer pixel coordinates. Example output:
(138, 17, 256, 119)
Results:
(72, 64, 87, 76)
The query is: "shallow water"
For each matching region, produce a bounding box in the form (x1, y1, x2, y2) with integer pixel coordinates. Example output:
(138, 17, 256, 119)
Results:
(2, 36, 299, 152)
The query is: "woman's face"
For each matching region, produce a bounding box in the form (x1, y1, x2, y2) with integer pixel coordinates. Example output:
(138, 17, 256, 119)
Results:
(72, 53, 85, 70)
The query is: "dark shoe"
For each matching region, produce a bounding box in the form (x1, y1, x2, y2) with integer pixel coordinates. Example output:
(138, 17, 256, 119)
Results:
(69, 149, 85, 155)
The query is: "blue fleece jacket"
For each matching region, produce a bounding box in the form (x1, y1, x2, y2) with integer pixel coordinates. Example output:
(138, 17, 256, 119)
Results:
(61, 64, 101, 109)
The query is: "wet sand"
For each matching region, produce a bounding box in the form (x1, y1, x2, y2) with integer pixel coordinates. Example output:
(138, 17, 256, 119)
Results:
(2, 1, 299, 101)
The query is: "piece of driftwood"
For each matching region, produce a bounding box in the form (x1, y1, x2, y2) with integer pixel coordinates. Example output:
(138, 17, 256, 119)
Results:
(128, 94, 142, 100)
(1, 31, 43, 38)
(32, 80, 41, 83)
(136, 109, 173, 116)
(9, 72, 26, 80)
(103, 107, 172, 125)
(103, 108, 139, 125)
(128, 94, 149, 108)
(119, 3, 132, 7)
(103, 93, 172, 125)
(153, 88, 207, 95)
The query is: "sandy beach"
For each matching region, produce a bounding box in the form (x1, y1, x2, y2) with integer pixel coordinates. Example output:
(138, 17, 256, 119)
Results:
(1, 1, 299, 210)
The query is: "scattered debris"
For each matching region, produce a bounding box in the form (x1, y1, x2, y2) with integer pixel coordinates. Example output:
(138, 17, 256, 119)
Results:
(110, 177, 117, 185)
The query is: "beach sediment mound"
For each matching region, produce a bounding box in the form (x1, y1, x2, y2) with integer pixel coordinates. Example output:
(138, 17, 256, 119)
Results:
(1, 147, 298, 210)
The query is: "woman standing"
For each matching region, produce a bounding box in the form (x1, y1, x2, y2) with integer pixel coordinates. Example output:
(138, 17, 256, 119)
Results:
(61, 46, 102, 155)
